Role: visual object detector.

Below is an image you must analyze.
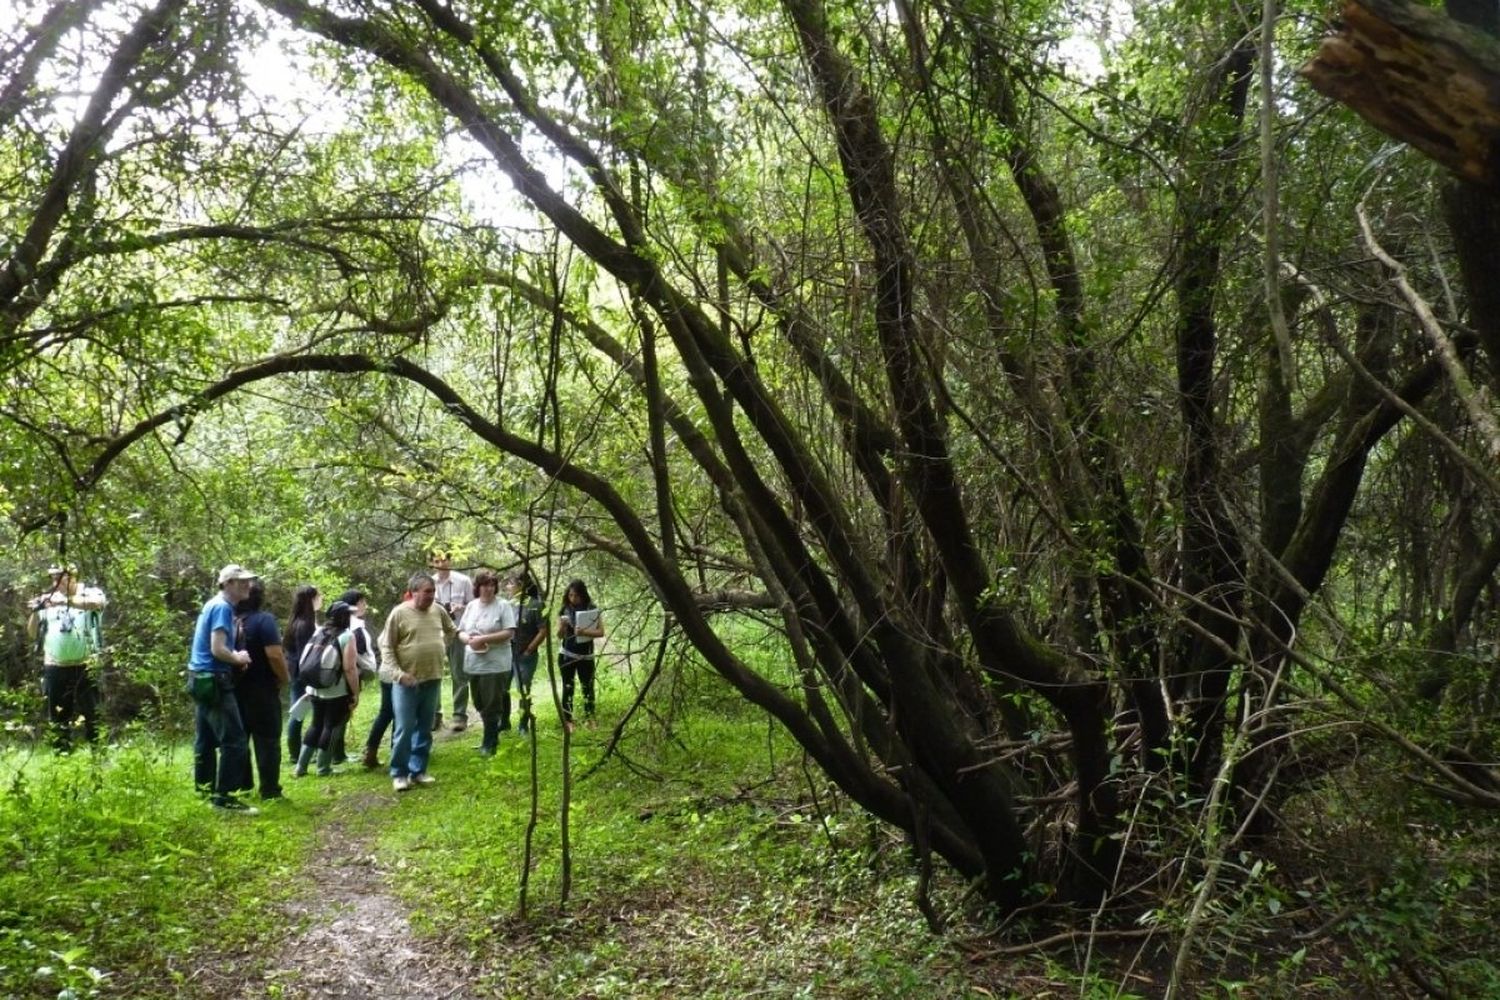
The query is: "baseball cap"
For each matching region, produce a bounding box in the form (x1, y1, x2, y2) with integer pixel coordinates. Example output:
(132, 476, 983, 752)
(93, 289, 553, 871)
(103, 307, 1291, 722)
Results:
(217, 564, 258, 585)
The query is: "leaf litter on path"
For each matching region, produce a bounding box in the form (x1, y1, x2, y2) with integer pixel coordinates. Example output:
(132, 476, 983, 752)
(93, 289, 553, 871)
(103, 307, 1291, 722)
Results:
(232, 789, 480, 1000)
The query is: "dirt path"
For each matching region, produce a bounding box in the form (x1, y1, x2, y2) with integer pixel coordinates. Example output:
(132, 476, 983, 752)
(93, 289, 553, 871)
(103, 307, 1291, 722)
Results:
(228, 788, 480, 1000)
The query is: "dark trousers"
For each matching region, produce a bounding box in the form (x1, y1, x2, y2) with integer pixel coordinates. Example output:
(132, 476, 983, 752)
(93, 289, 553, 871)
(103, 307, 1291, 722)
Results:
(304, 695, 353, 751)
(236, 685, 283, 799)
(42, 664, 99, 751)
(447, 638, 469, 717)
(469, 671, 512, 749)
(364, 681, 394, 751)
(560, 655, 596, 723)
(192, 674, 250, 803)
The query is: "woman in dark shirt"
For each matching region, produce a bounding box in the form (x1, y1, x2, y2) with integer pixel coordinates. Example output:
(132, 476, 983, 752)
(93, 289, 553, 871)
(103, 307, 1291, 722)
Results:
(284, 584, 320, 757)
(556, 579, 604, 731)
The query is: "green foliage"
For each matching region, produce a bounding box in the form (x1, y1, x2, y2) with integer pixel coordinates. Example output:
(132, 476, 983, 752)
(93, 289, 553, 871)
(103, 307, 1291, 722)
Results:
(0, 741, 313, 999)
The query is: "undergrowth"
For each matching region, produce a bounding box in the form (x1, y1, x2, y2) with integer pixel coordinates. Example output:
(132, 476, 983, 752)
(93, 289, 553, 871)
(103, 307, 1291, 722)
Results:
(2, 670, 1499, 999)
(0, 736, 317, 999)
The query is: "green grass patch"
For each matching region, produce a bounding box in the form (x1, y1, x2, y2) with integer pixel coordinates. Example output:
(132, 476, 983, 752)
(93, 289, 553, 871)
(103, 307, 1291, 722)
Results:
(358, 688, 993, 999)
(0, 737, 321, 999)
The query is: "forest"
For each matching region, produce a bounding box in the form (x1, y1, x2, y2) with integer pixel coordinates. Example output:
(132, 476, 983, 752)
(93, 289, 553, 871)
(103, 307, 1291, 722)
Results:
(3, 0, 1500, 996)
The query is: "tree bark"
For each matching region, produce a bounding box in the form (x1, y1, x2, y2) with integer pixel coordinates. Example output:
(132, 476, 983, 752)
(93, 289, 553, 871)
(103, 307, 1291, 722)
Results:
(1301, 0, 1500, 193)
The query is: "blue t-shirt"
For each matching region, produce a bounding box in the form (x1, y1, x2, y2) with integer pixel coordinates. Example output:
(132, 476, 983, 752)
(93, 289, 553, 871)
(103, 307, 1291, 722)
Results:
(189, 593, 236, 673)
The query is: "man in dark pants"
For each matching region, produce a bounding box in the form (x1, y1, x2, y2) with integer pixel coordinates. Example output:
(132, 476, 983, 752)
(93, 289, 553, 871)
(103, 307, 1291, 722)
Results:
(429, 551, 472, 732)
(27, 564, 107, 752)
(234, 580, 290, 800)
(188, 564, 257, 814)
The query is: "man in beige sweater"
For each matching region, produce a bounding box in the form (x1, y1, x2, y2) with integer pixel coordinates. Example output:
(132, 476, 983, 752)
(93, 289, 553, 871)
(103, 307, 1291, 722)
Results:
(379, 571, 456, 791)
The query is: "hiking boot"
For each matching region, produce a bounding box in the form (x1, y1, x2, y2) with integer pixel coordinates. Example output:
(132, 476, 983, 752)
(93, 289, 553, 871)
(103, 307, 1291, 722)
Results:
(212, 797, 260, 815)
(450, 715, 468, 732)
(361, 746, 382, 770)
(393, 775, 412, 792)
(411, 772, 436, 786)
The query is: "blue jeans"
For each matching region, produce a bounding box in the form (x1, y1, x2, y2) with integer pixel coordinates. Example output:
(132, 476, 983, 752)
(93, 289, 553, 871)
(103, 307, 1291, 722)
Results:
(192, 672, 250, 802)
(512, 652, 538, 730)
(389, 678, 441, 778)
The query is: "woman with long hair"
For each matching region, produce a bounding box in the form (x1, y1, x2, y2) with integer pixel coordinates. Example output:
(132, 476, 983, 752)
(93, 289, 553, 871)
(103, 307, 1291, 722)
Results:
(293, 600, 359, 777)
(507, 570, 548, 735)
(233, 580, 289, 799)
(556, 578, 604, 731)
(284, 585, 321, 757)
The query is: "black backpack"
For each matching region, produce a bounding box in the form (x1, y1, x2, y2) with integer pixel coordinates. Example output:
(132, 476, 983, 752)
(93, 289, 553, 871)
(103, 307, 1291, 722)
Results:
(296, 630, 343, 690)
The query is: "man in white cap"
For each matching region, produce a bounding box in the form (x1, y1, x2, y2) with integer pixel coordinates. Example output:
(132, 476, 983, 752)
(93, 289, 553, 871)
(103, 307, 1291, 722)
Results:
(26, 563, 107, 751)
(188, 564, 257, 813)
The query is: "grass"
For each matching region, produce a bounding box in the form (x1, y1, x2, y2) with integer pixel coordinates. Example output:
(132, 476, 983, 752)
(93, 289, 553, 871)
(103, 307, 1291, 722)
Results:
(5, 668, 1499, 999)
(358, 686, 993, 998)
(0, 674, 1002, 999)
(0, 735, 319, 999)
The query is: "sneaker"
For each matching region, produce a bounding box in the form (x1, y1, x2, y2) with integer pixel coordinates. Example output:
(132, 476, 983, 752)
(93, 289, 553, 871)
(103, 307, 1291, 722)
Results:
(411, 772, 436, 786)
(212, 798, 260, 815)
(393, 775, 412, 792)
(478, 746, 496, 758)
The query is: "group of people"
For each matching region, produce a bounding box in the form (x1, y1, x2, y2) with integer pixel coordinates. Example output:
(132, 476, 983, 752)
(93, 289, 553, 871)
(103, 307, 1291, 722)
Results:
(185, 552, 604, 813)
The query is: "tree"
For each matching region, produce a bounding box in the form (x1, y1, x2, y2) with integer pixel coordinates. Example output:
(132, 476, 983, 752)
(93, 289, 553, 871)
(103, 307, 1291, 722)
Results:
(5, 0, 1500, 925)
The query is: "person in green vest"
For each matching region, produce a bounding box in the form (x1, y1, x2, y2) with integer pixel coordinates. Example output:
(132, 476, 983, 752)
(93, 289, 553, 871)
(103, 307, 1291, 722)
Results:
(26, 563, 107, 752)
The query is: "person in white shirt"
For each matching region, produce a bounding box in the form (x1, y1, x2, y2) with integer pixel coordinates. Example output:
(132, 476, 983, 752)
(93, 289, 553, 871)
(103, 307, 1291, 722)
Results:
(456, 569, 517, 755)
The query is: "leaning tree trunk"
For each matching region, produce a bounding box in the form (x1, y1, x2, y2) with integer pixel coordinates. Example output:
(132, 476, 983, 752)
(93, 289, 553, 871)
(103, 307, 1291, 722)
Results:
(1303, 0, 1500, 383)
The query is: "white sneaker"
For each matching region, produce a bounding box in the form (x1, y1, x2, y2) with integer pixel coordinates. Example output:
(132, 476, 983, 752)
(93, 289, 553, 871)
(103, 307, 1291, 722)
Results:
(393, 776, 412, 792)
(411, 772, 436, 786)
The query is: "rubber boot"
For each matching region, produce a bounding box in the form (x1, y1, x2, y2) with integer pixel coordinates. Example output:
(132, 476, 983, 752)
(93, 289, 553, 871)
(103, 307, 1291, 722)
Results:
(316, 748, 334, 777)
(293, 744, 313, 778)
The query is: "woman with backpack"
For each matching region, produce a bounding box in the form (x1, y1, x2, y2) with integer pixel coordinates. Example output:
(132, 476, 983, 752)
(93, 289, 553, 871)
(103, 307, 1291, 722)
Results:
(284, 585, 321, 758)
(556, 579, 604, 731)
(292, 600, 359, 778)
